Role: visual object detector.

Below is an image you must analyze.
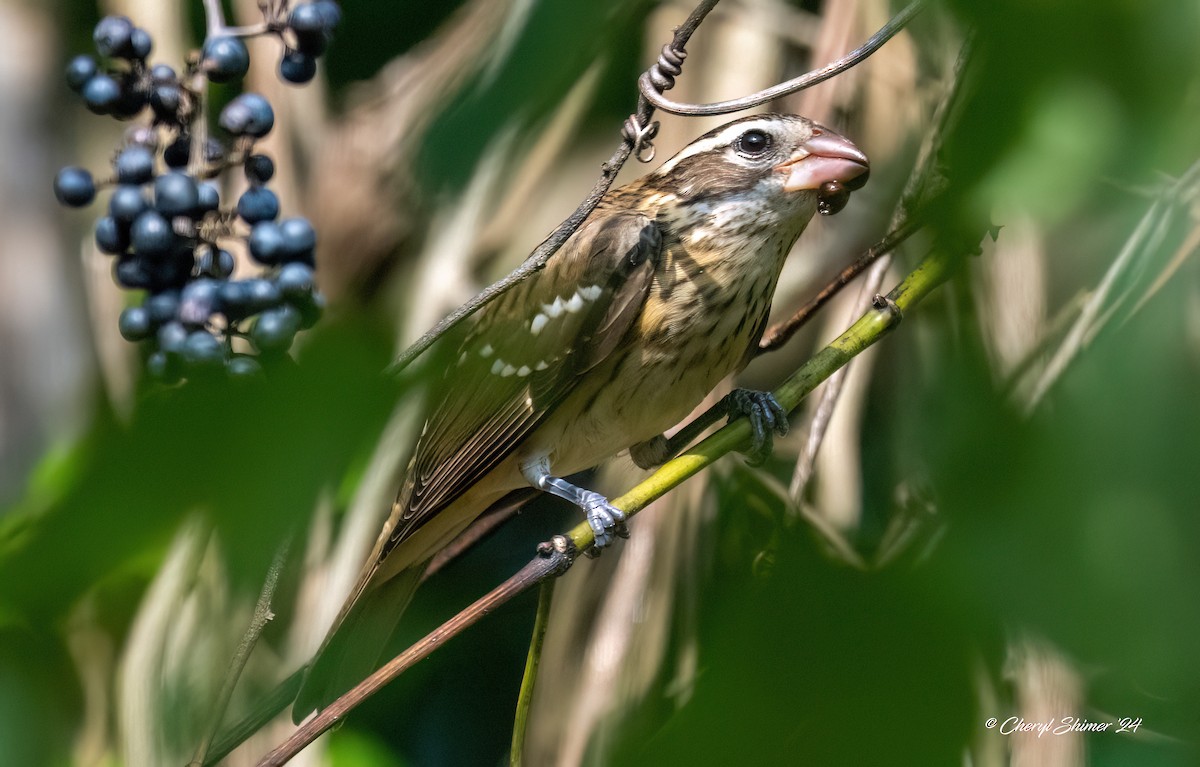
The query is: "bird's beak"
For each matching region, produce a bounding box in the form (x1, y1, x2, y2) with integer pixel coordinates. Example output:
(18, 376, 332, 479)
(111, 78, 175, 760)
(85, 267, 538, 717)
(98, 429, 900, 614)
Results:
(776, 126, 870, 193)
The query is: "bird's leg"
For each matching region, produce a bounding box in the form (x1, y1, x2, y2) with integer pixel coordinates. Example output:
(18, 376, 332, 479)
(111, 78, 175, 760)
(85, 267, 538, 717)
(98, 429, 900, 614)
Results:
(630, 389, 790, 469)
(520, 456, 629, 549)
(629, 435, 671, 469)
(724, 389, 789, 466)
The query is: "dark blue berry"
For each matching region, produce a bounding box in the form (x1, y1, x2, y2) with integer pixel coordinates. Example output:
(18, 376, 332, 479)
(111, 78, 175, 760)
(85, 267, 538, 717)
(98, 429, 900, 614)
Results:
(218, 93, 273, 138)
(295, 290, 324, 329)
(237, 187, 280, 223)
(227, 355, 263, 377)
(145, 291, 180, 324)
(182, 330, 225, 367)
(147, 249, 195, 291)
(93, 16, 135, 58)
(276, 262, 314, 298)
(280, 50, 317, 84)
(114, 255, 152, 289)
(200, 248, 235, 278)
(83, 74, 121, 113)
(248, 222, 285, 265)
(245, 154, 275, 184)
(150, 85, 182, 121)
(164, 135, 190, 168)
(279, 217, 316, 262)
(220, 278, 281, 320)
(288, 5, 333, 57)
(65, 55, 98, 92)
(109, 185, 149, 222)
(118, 306, 153, 341)
(54, 166, 96, 207)
(131, 210, 174, 257)
(129, 28, 153, 60)
(157, 321, 188, 354)
(150, 64, 177, 83)
(196, 183, 220, 214)
(217, 281, 249, 320)
(314, 1, 342, 28)
(180, 278, 221, 325)
(251, 305, 301, 352)
(115, 146, 155, 184)
(154, 171, 199, 216)
(146, 350, 175, 380)
(205, 138, 226, 164)
(246, 278, 282, 310)
(289, 4, 327, 33)
(95, 216, 128, 253)
(110, 85, 148, 120)
(202, 36, 250, 83)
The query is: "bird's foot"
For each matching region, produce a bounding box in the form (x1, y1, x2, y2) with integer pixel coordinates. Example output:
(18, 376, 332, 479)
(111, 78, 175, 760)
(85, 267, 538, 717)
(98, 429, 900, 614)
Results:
(725, 389, 789, 466)
(579, 490, 629, 551)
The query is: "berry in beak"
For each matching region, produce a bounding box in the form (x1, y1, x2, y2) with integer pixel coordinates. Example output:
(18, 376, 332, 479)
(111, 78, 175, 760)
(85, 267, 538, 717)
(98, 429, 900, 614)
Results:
(775, 125, 870, 214)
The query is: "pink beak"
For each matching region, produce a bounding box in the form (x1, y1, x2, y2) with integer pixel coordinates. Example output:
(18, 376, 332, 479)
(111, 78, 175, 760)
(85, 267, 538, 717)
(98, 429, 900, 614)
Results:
(776, 125, 870, 192)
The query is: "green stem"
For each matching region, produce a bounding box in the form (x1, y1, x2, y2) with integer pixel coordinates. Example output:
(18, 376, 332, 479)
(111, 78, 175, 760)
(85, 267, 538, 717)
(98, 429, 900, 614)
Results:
(510, 579, 556, 767)
(569, 246, 962, 551)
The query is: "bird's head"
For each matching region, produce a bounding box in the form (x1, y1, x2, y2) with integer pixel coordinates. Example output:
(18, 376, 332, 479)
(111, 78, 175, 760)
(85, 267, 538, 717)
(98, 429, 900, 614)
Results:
(641, 113, 870, 233)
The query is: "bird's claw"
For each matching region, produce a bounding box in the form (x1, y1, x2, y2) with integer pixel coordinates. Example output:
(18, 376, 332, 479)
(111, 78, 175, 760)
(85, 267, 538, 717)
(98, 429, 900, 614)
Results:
(725, 389, 789, 466)
(581, 491, 629, 550)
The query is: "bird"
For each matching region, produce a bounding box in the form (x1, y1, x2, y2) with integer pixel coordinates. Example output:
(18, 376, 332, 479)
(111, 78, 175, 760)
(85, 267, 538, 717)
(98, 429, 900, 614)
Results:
(293, 113, 869, 718)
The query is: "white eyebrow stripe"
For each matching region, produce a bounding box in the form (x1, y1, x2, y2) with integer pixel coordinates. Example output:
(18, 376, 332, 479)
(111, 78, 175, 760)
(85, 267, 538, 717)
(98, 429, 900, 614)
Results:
(652, 118, 785, 175)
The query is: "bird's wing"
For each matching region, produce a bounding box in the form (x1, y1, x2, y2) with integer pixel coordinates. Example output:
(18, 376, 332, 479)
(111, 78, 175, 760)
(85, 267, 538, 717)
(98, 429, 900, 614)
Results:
(387, 210, 662, 552)
(293, 212, 661, 721)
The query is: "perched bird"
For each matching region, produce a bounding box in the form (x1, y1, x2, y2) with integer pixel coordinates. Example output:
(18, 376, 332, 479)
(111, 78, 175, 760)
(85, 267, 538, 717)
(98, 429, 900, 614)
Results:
(294, 113, 869, 718)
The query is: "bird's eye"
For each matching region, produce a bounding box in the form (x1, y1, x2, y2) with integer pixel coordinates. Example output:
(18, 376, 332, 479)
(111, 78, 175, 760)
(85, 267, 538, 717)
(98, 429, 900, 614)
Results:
(735, 129, 771, 156)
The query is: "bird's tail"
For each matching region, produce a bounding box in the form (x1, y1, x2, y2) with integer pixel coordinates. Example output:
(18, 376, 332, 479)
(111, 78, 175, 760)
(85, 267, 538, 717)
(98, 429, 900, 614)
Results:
(291, 559, 426, 723)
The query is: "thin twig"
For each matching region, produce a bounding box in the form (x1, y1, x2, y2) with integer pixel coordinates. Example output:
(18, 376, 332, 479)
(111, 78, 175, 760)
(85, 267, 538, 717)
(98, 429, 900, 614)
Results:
(510, 579, 556, 767)
(201, 0, 225, 40)
(254, 246, 963, 766)
(640, 1, 925, 116)
(386, 0, 722, 376)
(757, 216, 923, 353)
(189, 539, 291, 767)
(255, 539, 576, 767)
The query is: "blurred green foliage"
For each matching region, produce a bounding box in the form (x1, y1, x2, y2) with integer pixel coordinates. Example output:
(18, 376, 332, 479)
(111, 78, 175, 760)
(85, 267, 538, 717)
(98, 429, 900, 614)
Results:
(6, 0, 1200, 765)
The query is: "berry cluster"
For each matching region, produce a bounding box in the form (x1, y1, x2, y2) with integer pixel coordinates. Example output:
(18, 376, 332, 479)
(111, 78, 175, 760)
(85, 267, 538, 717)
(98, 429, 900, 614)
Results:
(52, 5, 339, 381)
